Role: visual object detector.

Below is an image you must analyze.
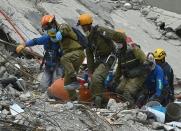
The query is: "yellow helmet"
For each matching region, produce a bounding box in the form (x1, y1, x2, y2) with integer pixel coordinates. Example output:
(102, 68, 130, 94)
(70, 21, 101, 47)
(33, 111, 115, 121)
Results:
(153, 48, 166, 60)
(78, 13, 93, 26)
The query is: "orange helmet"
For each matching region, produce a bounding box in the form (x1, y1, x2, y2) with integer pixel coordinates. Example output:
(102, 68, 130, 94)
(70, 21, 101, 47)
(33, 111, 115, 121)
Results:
(41, 15, 55, 27)
(116, 28, 126, 36)
(78, 13, 93, 26)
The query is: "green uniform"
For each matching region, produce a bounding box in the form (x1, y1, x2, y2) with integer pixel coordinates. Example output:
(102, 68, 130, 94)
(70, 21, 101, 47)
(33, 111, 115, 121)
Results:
(115, 47, 146, 107)
(58, 24, 85, 100)
(86, 25, 127, 105)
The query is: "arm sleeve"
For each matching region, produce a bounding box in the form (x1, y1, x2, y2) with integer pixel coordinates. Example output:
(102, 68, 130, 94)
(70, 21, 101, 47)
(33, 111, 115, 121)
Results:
(86, 48, 94, 73)
(155, 70, 164, 97)
(96, 26, 127, 46)
(168, 68, 174, 89)
(133, 47, 146, 63)
(25, 35, 49, 47)
(58, 23, 78, 40)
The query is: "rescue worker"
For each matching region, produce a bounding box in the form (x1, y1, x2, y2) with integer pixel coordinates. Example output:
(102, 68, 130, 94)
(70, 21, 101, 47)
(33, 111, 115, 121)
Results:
(16, 15, 85, 100)
(153, 48, 174, 102)
(77, 13, 127, 107)
(138, 53, 169, 106)
(16, 15, 63, 92)
(114, 29, 147, 107)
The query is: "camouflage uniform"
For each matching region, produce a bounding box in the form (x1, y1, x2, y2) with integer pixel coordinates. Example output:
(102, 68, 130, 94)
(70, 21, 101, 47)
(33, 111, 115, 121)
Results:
(58, 24, 85, 100)
(86, 25, 127, 106)
(115, 46, 146, 107)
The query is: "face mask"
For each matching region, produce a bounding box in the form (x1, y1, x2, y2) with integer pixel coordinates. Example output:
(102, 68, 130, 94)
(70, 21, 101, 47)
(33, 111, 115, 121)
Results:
(46, 27, 57, 37)
(50, 31, 63, 43)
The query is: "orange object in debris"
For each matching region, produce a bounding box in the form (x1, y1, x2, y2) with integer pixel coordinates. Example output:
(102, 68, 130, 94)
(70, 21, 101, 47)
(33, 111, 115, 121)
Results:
(79, 80, 92, 102)
(48, 78, 70, 101)
(104, 89, 111, 100)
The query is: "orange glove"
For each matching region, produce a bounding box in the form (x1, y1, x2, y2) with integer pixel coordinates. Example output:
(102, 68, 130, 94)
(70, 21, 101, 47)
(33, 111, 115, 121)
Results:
(16, 44, 25, 54)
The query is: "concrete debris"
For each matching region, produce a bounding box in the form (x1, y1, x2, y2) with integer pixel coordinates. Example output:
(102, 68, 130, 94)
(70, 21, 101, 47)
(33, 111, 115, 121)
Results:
(19, 91, 31, 101)
(165, 32, 179, 39)
(141, 6, 151, 16)
(0, 0, 181, 131)
(107, 98, 128, 112)
(64, 102, 74, 110)
(123, 3, 132, 10)
(136, 112, 147, 121)
(1, 109, 10, 115)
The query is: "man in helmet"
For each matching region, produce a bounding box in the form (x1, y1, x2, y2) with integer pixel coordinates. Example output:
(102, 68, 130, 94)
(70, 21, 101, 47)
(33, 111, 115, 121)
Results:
(153, 48, 174, 102)
(137, 53, 169, 107)
(77, 13, 127, 107)
(114, 29, 147, 107)
(16, 15, 63, 92)
(16, 15, 85, 99)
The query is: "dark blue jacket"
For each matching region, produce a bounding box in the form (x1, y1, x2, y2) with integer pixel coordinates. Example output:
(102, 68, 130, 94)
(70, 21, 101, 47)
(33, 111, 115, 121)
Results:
(159, 62, 174, 95)
(144, 65, 168, 97)
(26, 35, 62, 67)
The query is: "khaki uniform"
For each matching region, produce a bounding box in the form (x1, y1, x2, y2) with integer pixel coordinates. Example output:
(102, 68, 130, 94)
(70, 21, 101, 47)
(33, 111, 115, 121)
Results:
(115, 47, 146, 106)
(86, 26, 126, 102)
(58, 24, 85, 99)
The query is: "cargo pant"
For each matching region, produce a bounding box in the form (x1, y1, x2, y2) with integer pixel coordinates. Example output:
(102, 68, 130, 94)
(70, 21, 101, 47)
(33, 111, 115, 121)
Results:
(116, 75, 146, 107)
(39, 65, 64, 92)
(61, 49, 85, 100)
(90, 63, 110, 98)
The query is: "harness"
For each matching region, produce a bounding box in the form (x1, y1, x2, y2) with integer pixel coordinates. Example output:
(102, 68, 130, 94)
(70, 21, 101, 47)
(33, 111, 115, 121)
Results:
(40, 41, 60, 70)
(120, 49, 140, 76)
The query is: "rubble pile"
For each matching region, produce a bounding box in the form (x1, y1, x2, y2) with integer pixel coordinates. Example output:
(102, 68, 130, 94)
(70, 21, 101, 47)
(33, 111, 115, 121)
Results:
(0, 0, 181, 130)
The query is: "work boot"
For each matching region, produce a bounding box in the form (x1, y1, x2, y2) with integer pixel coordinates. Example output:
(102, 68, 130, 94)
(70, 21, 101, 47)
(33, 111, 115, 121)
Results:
(64, 82, 80, 90)
(94, 96, 102, 107)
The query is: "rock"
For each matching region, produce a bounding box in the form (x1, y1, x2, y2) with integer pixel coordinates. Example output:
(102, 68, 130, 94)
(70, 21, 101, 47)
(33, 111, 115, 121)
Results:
(0, 66, 6, 77)
(7, 84, 21, 97)
(141, 7, 150, 16)
(0, 100, 11, 107)
(107, 99, 118, 111)
(15, 114, 23, 120)
(46, 126, 56, 131)
(146, 12, 159, 21)
(165, 32, 178, 39)
(35, 127, 46, 131)
(64, 102, 74, 110)
(2, 109, 9, 115)
(163, 125, 175, 131)
(107, 98, 128, 112)
(19, 91, 31, 101)
(16, 78, 26, 91)
(152, 122, 163, 129)
(131, 0, 138, 3)
(0, 105, 2, 111)
(138, 0, 144, 2)
(136, 112, 147, 121)
(123, 3, 132, 9)
(132, 5, 140, 10)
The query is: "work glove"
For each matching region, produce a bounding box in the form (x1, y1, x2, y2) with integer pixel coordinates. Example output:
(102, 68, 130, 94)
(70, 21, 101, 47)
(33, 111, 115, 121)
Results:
(56, 31, 63, 41)
(16, 44, 25, 54)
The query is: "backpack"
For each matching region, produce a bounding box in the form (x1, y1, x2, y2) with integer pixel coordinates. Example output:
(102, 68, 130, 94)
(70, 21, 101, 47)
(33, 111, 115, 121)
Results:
(72, 27, 89, 49)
